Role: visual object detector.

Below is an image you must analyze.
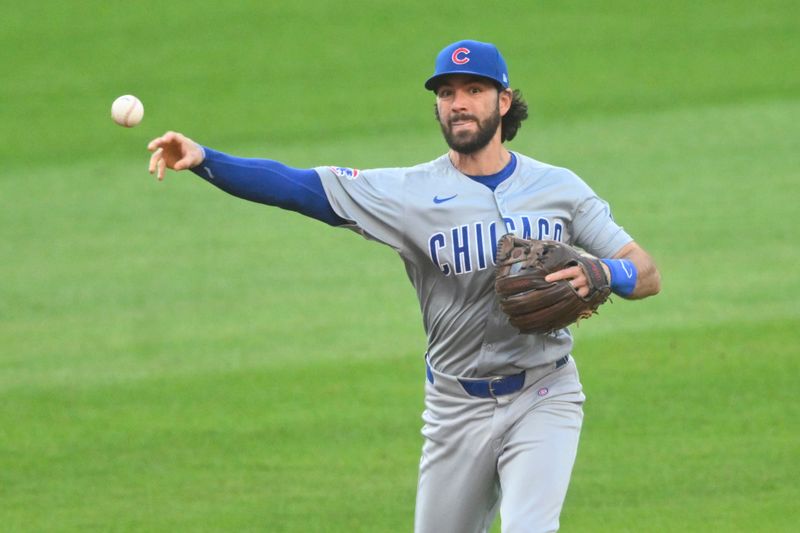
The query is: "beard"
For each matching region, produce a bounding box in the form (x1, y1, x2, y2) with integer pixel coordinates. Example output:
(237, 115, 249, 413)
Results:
(439, 104, 502, 155)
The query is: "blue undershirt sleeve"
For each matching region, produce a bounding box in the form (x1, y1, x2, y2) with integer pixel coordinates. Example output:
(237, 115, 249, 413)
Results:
(189, 146, 347, 227)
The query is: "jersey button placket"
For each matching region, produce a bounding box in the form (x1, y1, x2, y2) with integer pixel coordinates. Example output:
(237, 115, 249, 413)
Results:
(494, 186, 508, 220)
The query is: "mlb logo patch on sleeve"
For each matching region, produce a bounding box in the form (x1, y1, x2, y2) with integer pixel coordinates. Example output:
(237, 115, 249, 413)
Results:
(329, 166, 360, 180)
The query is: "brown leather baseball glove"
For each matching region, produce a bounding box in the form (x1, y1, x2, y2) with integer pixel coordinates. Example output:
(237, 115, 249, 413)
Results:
(495, 234, 611, 334)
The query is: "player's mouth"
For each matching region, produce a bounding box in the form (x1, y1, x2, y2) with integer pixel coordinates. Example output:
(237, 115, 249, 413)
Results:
(450, 115, 478, 130)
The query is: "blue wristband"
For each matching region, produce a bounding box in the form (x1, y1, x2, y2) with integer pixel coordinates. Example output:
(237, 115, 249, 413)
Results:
(600, 259, 637, 297)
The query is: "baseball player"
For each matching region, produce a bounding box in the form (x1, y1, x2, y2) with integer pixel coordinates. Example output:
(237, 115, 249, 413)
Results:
(147, 40, 661, 533)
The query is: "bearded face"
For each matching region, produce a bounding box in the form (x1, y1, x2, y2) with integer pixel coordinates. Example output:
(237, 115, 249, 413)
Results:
(438, 100, 502, 155)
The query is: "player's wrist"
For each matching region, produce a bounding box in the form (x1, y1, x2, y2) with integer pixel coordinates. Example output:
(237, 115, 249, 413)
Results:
(600, 261, 611, 283)
(600, 258, 637, 297)
(194, 144, 206, 166)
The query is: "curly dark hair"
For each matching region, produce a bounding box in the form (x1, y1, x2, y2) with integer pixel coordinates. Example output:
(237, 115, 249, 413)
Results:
(433, 87, 529, 143)
(500, 89, 528, 142)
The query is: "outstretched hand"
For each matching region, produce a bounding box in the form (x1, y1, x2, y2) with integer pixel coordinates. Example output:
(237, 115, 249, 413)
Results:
(147, 131, 204, 181)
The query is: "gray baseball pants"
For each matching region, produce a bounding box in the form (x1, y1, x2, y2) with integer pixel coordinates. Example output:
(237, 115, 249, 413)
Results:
(414, 356, 585, 533)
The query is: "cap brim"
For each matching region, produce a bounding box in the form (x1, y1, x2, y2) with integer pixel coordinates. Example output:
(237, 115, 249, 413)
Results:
(424, 71, 507, 91)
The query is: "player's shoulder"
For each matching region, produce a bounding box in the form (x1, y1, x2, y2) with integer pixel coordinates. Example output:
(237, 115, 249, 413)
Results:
(320, 155, 447, 181)
(513, 152, 592, 190)
(401, 153, 453, 179)
(356, 154, 452, 185)
(514, 152, 578, 180)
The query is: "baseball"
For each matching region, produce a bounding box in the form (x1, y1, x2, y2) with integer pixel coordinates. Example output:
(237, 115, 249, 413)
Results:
(111, 95, 144, 127)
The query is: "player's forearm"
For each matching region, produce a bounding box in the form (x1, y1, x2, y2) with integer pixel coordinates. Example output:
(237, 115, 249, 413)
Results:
(613, 243, 661, 299)
(190, 147, 347, 226)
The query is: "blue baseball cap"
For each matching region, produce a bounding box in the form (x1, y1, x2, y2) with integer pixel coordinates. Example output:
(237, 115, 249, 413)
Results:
(424, 40, 510, 91)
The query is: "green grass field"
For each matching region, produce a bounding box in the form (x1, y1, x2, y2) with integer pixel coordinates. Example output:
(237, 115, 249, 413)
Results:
(2, 1, 799, 531)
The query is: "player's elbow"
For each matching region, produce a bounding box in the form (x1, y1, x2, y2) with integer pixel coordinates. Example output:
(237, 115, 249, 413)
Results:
(649, 268, 662, 296)
(639, 266, 661, 298)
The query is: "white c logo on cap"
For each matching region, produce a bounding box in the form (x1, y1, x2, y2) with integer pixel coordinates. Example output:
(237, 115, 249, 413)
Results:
(451, 47, 470, 65)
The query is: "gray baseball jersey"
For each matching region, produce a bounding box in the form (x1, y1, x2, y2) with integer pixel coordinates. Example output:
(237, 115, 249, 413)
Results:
(316, 152, 632, 378)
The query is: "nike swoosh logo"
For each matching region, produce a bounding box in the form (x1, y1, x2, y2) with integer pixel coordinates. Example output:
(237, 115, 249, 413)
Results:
(621, 261, 633, 278)
(433, 194, 458, 204)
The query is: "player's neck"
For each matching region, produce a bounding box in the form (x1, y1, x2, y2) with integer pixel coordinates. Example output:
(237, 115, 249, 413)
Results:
(449, 139, 510, 177)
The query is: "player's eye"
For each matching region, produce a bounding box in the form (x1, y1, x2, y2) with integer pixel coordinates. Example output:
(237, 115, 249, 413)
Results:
(437, 88, 453, 98)
(469, 86, 482, 95)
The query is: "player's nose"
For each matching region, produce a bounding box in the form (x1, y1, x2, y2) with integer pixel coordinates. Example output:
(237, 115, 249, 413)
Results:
(451, 88, 470, 111)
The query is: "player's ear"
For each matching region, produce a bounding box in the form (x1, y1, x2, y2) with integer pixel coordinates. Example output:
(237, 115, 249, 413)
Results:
(499, 88, 513, 117)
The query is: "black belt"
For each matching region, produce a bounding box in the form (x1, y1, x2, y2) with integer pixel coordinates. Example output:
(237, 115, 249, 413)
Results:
(426, 355, 569, 398)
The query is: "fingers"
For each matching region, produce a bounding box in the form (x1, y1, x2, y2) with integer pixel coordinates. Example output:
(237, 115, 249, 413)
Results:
(148, 147, 163, 175)
(148, 147, 168, 180)
(546, 266, 590, 297)
(147, 131, 178, 152)
(157, 156, 166, 181)
(147, 132, 170, 180)
(147, 131, 202, 179)
(545, 266, 583, 283)
(147, 146, 168, 180)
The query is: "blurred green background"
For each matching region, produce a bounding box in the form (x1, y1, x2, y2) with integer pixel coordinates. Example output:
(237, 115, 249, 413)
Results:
(1, 1, 798, 531)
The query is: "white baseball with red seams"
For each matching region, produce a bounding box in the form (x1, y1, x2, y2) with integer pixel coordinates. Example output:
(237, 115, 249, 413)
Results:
(111, 95, 144, 127)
